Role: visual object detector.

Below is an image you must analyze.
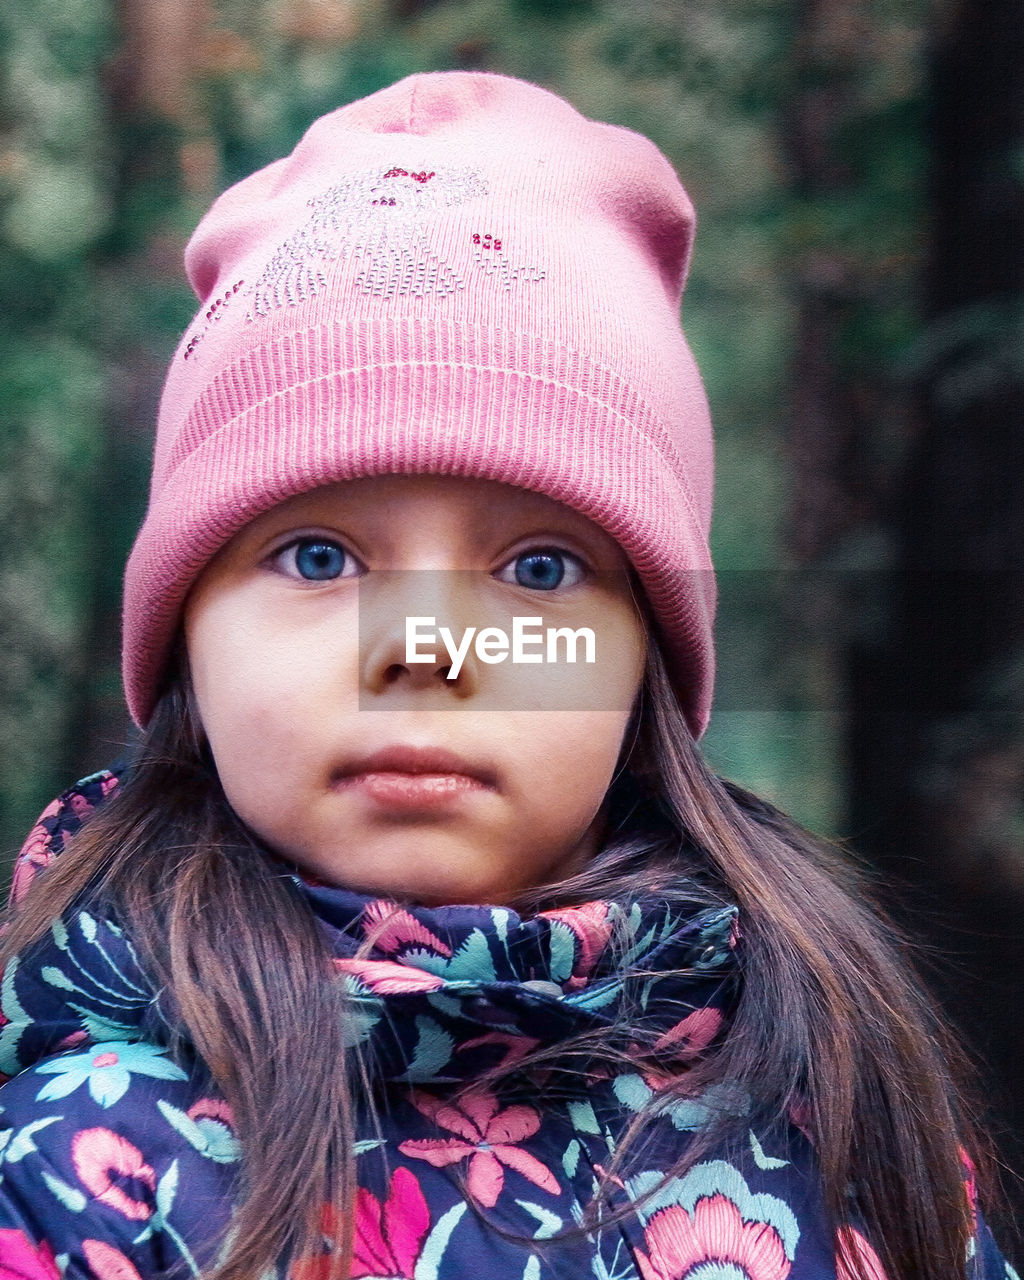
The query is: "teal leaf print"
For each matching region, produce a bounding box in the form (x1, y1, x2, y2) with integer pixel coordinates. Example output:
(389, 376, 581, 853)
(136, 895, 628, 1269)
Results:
(590, 1236, 640, 1280)
(562, 1139, 580, 1179)
(0, 957, 30, 1076)
(79, 913, 98, 945)
(442, 930, 498, 983)
(750, 1130, 789, 1171)
(158, 1103, 209, 1153)
(565, 980, 622, 1013)
(523, 1256, 541, 1280)
(41, 1169, 87, 1213)
(516, 1201, 562, 1239)
(157, 1101, 241, 1164)
(610, 1074, 650, 1115)
(51, 917, 69, 950)
(662, 1095, 718, 1131)
(4, 1116, 62, 1163)
(412, 1200, 468, 1280)
(338, 985, 381, 1047)
(398, 1017, 456, 1083)
(156, 1161, 179, 1219)
(69, 1007, 144, 1044)
(40, 966, 75, 992)
(567, 1099, 601, 1135)
(548, 922, 576, 985)
(147, 1157, 202, 1277)
(426, 992, 465, 1021)
(612, 1075, 749, 1132)
(491, 908, 510, 943)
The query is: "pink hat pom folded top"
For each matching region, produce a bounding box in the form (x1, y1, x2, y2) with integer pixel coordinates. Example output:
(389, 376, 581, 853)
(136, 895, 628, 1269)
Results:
(123, 71, 716, 734)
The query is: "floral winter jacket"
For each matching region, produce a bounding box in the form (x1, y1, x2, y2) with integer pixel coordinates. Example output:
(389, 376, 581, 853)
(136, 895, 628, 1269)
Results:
(0, 772, 1013, 1280)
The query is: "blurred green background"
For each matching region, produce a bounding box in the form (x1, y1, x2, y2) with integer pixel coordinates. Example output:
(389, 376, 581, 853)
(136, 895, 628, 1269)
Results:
(1, 0, 1021, 1233)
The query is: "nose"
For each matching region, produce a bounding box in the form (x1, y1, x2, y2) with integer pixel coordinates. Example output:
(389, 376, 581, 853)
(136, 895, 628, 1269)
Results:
(358, 570, 480, 699)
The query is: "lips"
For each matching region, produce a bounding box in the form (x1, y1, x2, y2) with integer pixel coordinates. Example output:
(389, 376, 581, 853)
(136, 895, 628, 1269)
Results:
(334, 745, 498, 789)
(331, 746, 499, 813)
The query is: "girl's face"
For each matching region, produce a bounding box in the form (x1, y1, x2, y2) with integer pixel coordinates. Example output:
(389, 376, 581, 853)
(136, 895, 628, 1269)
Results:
(184, 475, 646, 904)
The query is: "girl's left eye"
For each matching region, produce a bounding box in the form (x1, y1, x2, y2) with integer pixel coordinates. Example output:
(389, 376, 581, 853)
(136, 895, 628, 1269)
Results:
(273, 538, 360, 582)
(496, 548, 586, 591)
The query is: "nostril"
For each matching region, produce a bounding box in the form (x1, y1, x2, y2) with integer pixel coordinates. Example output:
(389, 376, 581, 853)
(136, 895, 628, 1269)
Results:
(383, 663, 406, 685)
(437, 667, 453, 681)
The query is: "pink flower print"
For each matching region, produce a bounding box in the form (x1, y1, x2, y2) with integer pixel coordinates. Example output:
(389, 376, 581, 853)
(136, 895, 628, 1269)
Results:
(541, 901, 613, 990)
(959, 1144, 981, 1224)
(290, 1168, 430, 1280)
(71, 1128, 156, 1221)
(362, 903, 452, 960)
(353, 1167, 431, 1278)
(55, 1031, 88, 1053)
(186, 1097, 240, 1163)
(836, 1228, 889, 1280)
(635, 1195, 791, 1280)
(0, 1229, 60, 1280)
(652, 1008, 723, 1060)
(457, 1031, 541, 1071)
(10, 814, 58, 905)
(334, 958, 447, 996)
(68, 793, 94, 820)
(785, 1100, 814, 1145)
(187, 1097, 234, 1127)
(400, 1089, 559, 1208)
(81, 1240, 144, 1280)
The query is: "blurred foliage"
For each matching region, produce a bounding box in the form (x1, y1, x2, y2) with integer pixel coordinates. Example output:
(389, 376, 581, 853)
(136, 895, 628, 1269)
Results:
(0, 0, 113, 841)
(0, 0, 931, 852)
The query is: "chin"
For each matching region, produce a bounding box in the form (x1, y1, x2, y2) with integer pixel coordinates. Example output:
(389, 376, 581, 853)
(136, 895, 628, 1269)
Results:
(311, 858, 520, 907)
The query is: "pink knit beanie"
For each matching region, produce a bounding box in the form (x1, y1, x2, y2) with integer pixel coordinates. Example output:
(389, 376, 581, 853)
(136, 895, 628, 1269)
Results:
(123, 71, 716, 734)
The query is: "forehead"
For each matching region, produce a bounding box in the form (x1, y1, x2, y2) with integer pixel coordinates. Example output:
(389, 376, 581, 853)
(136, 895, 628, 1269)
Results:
(234, 475, 629, 555)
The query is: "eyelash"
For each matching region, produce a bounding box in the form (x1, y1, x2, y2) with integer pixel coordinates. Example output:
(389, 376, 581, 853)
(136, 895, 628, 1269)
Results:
(495, 547, 587, 591)
(272, 537, 363, 582)
(270, 538, 588, 589)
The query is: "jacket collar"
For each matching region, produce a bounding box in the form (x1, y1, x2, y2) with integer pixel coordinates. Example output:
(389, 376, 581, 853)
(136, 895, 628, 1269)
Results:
(6, 769, 739, 1088)
(304, 883, 739, 1083)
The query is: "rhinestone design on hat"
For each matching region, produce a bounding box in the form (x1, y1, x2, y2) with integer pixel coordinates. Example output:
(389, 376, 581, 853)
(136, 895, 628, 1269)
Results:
(244, 165, 543, 321)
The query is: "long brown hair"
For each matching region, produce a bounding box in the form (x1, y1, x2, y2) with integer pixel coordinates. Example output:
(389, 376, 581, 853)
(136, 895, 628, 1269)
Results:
(1, 645, 986, 1280)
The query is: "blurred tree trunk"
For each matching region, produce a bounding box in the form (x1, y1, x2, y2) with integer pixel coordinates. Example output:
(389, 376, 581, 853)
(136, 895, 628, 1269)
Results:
(847, 0, 1024, 1228)
(781, 0, 872, 567)
(781, 0, 1024, 1232)
(63, 0, 215, 777)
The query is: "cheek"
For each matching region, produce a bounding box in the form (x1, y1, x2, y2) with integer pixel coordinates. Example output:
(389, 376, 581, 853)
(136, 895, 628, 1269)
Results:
(186, 590, 357, 740)
(516, 609, 644, 834)
(184, 601, 328, 811)
(511, 709, 633, 832)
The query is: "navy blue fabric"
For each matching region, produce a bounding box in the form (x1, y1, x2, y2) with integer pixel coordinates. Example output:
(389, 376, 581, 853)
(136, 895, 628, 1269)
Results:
(0, 774, 1011, 1280)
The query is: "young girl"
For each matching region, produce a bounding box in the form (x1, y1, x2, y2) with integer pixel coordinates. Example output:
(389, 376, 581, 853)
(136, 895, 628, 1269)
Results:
(0, 72, 1012, 1280)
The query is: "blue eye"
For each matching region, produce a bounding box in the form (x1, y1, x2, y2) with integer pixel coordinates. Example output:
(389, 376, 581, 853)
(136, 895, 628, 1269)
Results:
(502, 549, 585, 591)
(277, 538, 354, 581)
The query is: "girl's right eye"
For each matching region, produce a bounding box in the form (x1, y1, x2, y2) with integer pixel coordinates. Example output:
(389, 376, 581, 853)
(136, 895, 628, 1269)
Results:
(272, 538, 360, 582)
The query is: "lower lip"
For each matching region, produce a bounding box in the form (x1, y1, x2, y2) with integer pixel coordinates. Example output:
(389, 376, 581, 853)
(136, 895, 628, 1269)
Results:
(336, 771, 490, 811)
